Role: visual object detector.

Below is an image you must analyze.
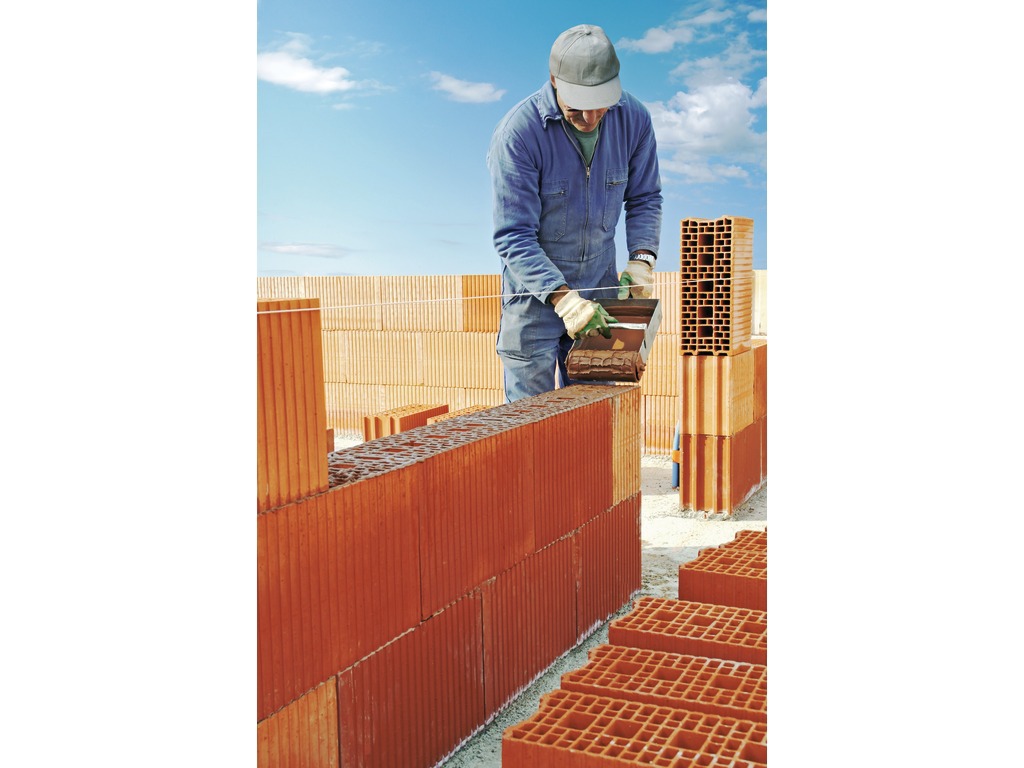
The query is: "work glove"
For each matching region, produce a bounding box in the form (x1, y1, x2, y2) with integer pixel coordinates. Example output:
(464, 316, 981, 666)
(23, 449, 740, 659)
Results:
(617, 259, 654, 299)
(554, 290, 618, 339)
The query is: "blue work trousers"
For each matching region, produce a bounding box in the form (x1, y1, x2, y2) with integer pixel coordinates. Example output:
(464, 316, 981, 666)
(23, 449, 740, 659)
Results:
(499, 334, 587, 402)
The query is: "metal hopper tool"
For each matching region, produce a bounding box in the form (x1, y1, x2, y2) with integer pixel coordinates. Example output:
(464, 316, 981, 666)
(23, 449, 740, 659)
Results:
(565, 297, 663, 383)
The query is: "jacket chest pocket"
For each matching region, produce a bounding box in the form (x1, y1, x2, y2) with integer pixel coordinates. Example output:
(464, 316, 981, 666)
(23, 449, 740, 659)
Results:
(539, 179, 568, 242)
(602, 168, 629, 232)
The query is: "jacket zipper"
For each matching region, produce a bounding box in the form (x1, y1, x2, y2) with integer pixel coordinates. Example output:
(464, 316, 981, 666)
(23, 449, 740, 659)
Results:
(560, 120, 598, 262)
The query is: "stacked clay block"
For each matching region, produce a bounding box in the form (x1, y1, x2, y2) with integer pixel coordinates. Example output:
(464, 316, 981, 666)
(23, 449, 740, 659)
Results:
(608, 596, 767, 665)
(678, 528, 767, 610)
(679, 216, 753, 356)
(560, 644, 767, 722)
(673, 217, 766, 514)
(258, 299, 645, 768)
(502, 689, 767, 768)
(502, 527, 767, 768)
(361, 403, 449, 441)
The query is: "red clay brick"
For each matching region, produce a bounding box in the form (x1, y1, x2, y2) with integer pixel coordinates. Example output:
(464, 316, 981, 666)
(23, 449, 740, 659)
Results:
(576, 494, 642, 642)
(257, 677, 339, 767)
(678, 543, 767, 611)
(258, 299, 329, 513)
(337, 594, 484, 768)
(609, 597, 767, 665)
(482, 537, 577, 719)
(502, 688, 767, 767)
(678, 416, 764, 515)
(256, 470, 421, 721)
(561, 643, 767, 722)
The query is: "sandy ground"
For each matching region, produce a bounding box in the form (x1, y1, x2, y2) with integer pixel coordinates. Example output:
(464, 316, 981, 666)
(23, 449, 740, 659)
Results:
(334, 433, 767, 767)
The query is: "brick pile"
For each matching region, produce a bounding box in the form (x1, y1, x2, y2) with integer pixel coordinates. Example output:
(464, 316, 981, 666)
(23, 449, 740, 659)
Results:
(502, 527, 768, 767)
(676, 216, 767, 514)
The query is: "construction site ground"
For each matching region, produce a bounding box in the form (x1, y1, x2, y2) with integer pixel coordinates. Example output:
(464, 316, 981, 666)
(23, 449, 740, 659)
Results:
(333, 432, 768, 767)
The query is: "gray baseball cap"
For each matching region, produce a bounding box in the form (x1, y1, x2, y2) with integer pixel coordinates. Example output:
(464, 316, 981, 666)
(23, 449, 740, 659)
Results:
(549, 24, 621, 110)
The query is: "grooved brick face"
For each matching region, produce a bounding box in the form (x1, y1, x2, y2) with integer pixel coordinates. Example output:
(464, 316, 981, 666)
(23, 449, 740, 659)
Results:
(257, 677, 339, 767)
(678, 416, 764, 515)
(257, 299, 329, 513)
(502, 688, 767, 767)
(576, 494, 642, 641)
(609, 596, 767, 665)
(419, 427, 536, 619)
(257, 469, 421, 721)
(338, 594, 485, 768)
(482, 537, 577, 718)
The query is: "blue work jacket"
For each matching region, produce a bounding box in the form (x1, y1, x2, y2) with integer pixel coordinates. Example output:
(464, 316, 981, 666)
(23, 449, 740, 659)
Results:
(487, 81, 662, 356)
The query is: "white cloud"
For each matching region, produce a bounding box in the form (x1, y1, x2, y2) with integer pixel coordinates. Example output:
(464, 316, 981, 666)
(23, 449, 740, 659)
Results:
(428, 72, 506, 103)
(617, 9, 733, 53)
(260, 242, 355, 260)
(257, 33, 385, 96)
(670, 32, 766, 86)
(747, 8, 767, 23)
(647, 79, 766, 184)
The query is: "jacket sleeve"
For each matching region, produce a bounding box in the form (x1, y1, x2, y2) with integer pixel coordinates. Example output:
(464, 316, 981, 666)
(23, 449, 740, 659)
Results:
(487, 127, 567, 305)
(623, 108, 663, 259)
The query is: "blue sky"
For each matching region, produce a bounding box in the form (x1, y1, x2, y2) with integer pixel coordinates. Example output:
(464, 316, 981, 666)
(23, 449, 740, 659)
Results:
(257, 0, 768, 277)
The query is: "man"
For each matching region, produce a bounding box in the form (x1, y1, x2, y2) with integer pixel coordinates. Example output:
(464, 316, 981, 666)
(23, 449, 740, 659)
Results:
(487, 23, 663, 402)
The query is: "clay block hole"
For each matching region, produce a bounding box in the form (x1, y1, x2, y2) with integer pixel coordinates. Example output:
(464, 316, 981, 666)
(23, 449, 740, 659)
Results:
(610, 661, 642, 676)
(653, 667, 682, 683)
(559, 711, 594, 731)
(741, 742, 768, 764)
(608, 719, 642, 740)
(740, 621, 766, 634)
(712, 673, 742, 691)
(669, 730, 707, 752)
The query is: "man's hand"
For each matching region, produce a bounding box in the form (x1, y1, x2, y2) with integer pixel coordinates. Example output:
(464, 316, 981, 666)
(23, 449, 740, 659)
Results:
(617, 260, 654, 299)
(553, 290, 618, 339)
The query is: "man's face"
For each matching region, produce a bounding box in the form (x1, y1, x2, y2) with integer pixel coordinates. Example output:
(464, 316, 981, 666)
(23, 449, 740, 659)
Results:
(551, 76, 609, 133)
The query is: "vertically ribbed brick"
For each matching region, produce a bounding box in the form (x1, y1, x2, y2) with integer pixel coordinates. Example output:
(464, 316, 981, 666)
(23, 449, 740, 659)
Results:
(257, 466, 421, 721)
(337, 593, 485, 768)
(760, 414, 768, 480)
(419, 423, 534, 618)
(257, 299, 329, 512)
(610, 385, 642, 506)
(679, 348, 755, 437)
(652, 270, 681, 339)
(642, 393, 677, 456)
(753, 338, 767, 421)
(638, 334, 679, 397)
(301, 275, 382, 331)
(481, 537, 576, 718)
(257, 677, 339, 768)
(461, 273, 501, 332)
(678, 416, 764, 515)
(576, 494, 641, 641)
(379, 275, 463, 332)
